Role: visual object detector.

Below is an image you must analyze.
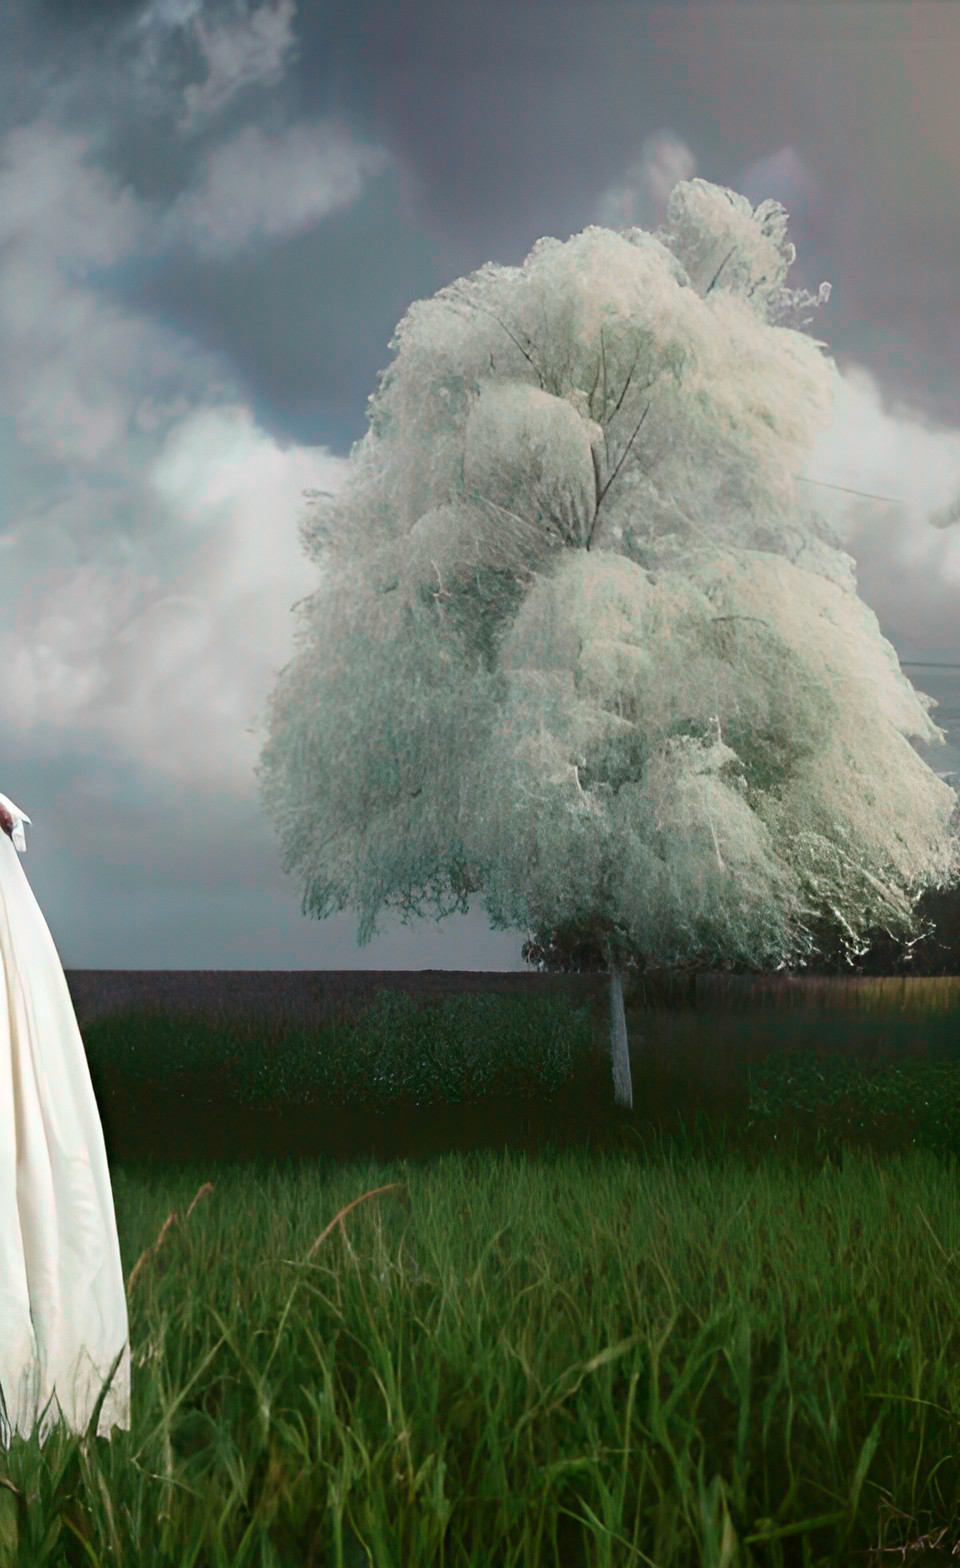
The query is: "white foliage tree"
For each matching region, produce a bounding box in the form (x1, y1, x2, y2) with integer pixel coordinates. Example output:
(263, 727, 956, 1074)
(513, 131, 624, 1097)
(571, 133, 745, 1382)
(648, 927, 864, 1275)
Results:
(255, 180, 960, 1113)
(649, 176, 833, 328)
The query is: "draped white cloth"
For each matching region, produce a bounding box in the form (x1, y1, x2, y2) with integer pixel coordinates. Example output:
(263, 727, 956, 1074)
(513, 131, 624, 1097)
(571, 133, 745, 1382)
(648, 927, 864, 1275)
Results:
(0, 795, 130, 1448)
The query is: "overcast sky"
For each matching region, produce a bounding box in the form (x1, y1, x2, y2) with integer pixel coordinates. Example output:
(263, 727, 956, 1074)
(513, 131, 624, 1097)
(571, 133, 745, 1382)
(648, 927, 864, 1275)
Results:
(2, 0, 959, 973)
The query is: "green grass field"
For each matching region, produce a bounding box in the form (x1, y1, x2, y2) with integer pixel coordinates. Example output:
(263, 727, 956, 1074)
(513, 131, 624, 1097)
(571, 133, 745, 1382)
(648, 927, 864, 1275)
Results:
(3, 987, 960, 1566)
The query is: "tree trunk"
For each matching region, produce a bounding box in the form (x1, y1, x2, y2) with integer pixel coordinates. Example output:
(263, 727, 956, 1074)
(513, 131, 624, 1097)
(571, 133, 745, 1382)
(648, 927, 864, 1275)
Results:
(607, 958, 634, 1109)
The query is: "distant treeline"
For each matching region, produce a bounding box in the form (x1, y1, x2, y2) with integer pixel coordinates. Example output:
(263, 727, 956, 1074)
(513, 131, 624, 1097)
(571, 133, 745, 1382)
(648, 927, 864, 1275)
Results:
(522, 881, 960, 981)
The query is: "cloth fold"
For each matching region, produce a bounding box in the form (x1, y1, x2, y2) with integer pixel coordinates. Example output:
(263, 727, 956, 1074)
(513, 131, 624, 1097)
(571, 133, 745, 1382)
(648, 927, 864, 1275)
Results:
(0, 802, 130, 1448)
(0, 792, 31, 854)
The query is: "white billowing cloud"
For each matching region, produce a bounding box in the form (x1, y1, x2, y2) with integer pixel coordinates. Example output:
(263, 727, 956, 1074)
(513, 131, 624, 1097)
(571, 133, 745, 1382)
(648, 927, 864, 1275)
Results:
(179, 0, 300, 129)
(0, 122, 146, 277)
(159, 119, 393, 257)
(593, 129, 697, 232)
(1, 404, 348, 796)
(737, 146, 821, 227)
(128, 0, 301, 132)
(0, 124, 202, 469)
(135, 0, 206, 22)
(800, 364, 960, 530)
(796, 363, 960, 649)
(0, 112, 355, 801)
(94, 404, 349, 797)
(929, 493, 960, 531)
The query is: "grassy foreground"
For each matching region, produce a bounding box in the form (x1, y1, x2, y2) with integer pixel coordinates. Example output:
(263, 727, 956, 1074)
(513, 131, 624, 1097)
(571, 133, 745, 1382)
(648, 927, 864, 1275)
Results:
(2, 991, 960, 1565)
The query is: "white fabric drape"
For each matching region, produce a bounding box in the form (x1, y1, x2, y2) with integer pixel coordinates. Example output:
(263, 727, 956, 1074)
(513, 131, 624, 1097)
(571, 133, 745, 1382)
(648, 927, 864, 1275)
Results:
(0, 796, 130, 1448)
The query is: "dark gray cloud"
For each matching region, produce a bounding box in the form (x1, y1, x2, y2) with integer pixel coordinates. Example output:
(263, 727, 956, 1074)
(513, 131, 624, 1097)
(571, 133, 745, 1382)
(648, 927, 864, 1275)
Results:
(0, 0, 957, 971)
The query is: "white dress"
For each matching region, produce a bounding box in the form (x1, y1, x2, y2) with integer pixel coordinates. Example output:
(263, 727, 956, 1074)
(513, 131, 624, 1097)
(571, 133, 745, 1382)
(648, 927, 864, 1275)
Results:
(0, 793, 130, 1449)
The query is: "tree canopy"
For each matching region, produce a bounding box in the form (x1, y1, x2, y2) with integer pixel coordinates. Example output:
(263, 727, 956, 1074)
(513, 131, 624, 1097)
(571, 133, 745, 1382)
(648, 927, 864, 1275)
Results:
(255, 178, 960, 1009)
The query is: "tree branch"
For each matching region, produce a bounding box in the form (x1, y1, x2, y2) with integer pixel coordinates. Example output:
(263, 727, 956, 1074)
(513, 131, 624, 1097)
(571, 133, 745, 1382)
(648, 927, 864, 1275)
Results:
(704, 246, 736, 298)
(585, 442, 605, 550)
(592, 401, 651, 523)
(587, 336, 603, 419)
(471, 490, 568, 554)
(602, 339, 645, 428)
(466, 301, 546, 389)
(599, 326, 609, 415)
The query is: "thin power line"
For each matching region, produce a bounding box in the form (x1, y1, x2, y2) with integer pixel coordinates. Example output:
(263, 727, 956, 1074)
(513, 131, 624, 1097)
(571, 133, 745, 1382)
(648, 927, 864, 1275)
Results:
(793, 474, 905, 504)
(792, 477, 960, 671)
